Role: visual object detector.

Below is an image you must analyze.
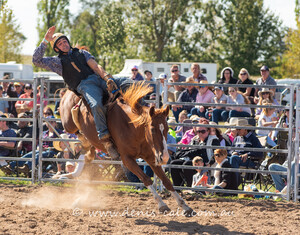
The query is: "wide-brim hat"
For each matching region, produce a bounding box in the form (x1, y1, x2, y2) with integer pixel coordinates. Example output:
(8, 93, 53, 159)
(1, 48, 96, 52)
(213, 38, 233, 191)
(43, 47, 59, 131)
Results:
(258, 88, 274, 97)
(184, 77, 197, 84)
(53, 134, 71, 152)
(225, 117, 252, 127)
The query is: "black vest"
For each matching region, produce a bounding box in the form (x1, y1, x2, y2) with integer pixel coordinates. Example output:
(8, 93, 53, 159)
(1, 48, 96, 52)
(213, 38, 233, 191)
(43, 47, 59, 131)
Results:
(58, 48, 94, 90)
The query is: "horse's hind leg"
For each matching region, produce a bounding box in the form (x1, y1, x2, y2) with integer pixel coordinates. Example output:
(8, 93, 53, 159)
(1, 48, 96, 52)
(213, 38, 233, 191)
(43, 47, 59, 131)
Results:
(121, 156, 169, 213)
(150, 164, 194, 217)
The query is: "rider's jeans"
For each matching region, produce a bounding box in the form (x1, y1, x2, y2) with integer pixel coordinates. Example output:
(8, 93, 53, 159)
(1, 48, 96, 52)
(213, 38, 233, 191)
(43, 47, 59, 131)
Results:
(77, 74, 109, 139)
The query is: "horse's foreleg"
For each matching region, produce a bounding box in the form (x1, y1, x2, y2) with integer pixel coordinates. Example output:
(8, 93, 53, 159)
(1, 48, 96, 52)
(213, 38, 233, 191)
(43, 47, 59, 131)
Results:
(150, 164, 194, 216)
(122, 156, 169, 213)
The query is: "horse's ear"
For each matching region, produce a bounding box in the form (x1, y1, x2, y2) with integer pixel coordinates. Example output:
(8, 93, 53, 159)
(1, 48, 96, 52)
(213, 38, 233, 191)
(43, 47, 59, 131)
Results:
(149, 106, 155, 117)
(162, 105, 170, 117)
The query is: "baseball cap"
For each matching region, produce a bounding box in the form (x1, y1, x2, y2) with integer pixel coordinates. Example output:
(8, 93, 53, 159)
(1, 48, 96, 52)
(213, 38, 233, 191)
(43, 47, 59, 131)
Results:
(14, 82, 21, 86)
(144, 70, 152, 75)
(131, 65, 138, 70)
(214, 86, 223, 91)
(25, 83, 32, 89)
(260, 65, 269, 71)
(158, 73, 167, 79)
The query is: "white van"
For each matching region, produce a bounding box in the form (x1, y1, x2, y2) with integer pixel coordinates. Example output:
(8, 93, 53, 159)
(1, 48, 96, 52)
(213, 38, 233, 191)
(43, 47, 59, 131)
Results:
(114, 59, 217, 83)
(0, 62, 33, 80)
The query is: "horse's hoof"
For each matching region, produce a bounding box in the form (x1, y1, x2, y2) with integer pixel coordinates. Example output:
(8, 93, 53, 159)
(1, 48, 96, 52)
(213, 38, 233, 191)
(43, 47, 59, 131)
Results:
(184, 207, 195, 217)
(159, 205, 171, 213)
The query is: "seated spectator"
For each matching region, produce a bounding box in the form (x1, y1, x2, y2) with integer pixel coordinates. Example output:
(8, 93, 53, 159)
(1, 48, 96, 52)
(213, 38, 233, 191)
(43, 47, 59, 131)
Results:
(190, 80, 214, 118)
(222, 128, 238, 147)
(157, 73, 175, 104)
(178, 116, 201, 145)
(221, 87, 251, 122)
(144, 70, 156, 99)
(175, 110, 188, 142)
(15, 83, 33, 114)
(54, 88, 67, 116)
(191, 63, 207, 82)
(130, 65, 144, 81)
(15, 112, 34, 154)
(228, 118, 263, 185)
(167, 118, 177, 139)
(171, 118, 220, 187)
(237, 68, 255, 104)
(168, 64, 186, 101)
(7, 82, 24, 117)
(0, 85, 9, 114)
(205, 149, 238, 195)
(4, 116, 63, 176)
(172, 77, 198, 122)
(218, 67, 238, 95)
(255, 88, 280, 118)
(192, 156, 209, 189)
(209, 122, 226, 147)
(206, 86, 227, 123)
(256, 102, 278, 147)
(0, 115, 17, 174)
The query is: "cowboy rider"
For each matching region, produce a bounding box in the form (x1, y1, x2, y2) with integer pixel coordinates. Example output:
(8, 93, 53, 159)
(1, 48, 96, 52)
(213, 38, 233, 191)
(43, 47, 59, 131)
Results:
(32, 26, 123, 159)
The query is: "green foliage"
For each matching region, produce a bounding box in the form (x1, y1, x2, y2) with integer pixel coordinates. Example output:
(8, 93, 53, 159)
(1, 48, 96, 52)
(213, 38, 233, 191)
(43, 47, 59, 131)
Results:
(0, 0, 26, 62)
(36, 0, 71, 57)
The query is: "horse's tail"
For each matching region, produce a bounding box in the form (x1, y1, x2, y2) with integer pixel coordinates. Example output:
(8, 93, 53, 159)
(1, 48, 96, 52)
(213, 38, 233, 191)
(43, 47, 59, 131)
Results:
(122, 81, 153, 114)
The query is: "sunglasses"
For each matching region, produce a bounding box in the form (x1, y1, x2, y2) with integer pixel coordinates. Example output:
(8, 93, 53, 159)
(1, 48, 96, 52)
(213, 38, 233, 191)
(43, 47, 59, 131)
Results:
(240, 73, 247, 75)
(229, 90, 236, 92)
(132, 69, 138, 71)
(261, 92, 269, 95)
(44, 112, 52, 115)
(196, 130, 207, 134)
(199, 86, 205, 88)
(171, 70, 178, 72)
(214, 154, 221, 158)
(25, 87, 32, 90)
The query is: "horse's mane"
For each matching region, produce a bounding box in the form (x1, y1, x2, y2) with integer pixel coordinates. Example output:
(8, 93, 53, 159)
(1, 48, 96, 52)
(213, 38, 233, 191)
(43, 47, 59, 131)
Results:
(122, 82, 153, 126)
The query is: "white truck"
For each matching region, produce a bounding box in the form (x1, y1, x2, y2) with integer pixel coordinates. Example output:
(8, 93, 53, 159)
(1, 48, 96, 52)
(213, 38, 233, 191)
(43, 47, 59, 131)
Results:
(114, 59, 218, 83)
(0, 62, 33, 80)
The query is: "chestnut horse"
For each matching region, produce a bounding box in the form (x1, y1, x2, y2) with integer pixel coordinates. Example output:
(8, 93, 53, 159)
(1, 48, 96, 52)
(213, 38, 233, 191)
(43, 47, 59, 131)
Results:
(60, 82, 193, 215)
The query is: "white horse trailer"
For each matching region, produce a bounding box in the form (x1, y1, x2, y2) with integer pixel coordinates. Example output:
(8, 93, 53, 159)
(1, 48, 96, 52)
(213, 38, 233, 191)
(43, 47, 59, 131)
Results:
(0, 62, 33, 80)
(114, 59, 217, 83)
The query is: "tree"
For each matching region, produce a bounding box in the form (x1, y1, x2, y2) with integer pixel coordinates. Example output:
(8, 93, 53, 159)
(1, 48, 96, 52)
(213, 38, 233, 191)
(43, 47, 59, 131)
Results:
(191, 0, 286, 76)
(0, 0, 26, 62)
(276, 0, 300, 78)
(70, 1, 126, 73)
(36, 0, 71, 57)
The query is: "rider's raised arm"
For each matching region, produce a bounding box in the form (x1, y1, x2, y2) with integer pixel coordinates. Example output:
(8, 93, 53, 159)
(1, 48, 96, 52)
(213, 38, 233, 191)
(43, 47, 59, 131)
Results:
(32, 42, 63, 76)
(87, 58, 110, 81)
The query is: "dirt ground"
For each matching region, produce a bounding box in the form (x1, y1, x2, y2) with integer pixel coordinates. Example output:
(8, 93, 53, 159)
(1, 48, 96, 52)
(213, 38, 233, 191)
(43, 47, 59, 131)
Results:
(0, 183, 299, 235)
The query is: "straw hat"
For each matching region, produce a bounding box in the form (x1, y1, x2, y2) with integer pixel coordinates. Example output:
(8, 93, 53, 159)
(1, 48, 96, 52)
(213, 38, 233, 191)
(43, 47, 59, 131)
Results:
(258, 88, 274, 97)
(225, 117, 252, 127)
(53, 134, 71, 152)
(184, 77, 196, 84)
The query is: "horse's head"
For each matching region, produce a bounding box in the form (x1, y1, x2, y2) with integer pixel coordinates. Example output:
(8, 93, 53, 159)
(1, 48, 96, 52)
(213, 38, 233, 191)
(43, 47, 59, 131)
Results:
(146, 106, 170, 166)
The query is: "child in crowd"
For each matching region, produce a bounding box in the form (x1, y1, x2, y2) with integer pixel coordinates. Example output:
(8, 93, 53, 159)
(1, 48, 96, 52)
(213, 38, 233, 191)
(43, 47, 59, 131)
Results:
(192, 156, 209, 188)
(175, 110, 188, 141)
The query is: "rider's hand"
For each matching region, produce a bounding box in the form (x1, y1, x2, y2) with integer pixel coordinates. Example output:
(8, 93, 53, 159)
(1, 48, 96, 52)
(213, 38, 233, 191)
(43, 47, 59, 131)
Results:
(44, 26, 56, 43)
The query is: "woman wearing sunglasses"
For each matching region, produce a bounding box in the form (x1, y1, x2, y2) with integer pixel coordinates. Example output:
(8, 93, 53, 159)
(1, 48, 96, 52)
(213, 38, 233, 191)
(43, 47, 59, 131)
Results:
(237, 68, 255, 103)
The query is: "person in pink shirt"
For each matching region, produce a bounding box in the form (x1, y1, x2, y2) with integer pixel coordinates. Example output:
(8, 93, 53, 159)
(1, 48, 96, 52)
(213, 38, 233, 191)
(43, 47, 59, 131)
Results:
(190, 80, 214, 118)
(15, 84, 33, 114)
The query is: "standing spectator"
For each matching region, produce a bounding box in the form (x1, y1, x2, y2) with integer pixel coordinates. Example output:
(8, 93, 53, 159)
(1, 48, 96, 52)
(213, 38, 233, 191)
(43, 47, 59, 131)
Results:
(168, 64, 186, 101)
(0, 85, 9, 114)
(190, 80, 214, 118)
(7, 82, 24, 117)
(0, 115, 17, 174)
(144, 70, 156, 99)
(130, 65, 144, 81)
(237, 68, 255, 104)
(221, 87, 251, 122)
(15, 83, 33, 114)
(1, 75, 10, 96)
(54, 88, 67, 116)
(255, 65, 277, 102)
(157, 73, 175, 103)
(191, 63, 207, 82)
(37, 85, 48, 111)
(207, 86, 227, 123)
(172, 77, 198, 122)
(218, 67, 238, 95)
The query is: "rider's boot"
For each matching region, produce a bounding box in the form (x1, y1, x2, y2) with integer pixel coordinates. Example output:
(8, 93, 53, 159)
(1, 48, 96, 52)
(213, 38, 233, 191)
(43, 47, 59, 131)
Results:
(100, 133, 120, 160)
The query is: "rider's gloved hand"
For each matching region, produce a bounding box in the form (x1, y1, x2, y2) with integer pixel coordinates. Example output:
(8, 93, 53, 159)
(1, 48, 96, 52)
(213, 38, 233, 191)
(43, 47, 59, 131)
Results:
(107, 77, 119, 94)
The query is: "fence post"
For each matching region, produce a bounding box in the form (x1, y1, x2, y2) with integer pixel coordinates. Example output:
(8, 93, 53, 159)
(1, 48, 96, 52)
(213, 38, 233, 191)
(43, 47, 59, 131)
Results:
(294, 85, 300, 202)
(31, 79, 38, 184)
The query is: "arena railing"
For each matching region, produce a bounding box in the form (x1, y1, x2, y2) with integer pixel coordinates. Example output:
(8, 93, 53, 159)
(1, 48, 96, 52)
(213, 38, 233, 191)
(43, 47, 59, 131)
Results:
(34, 77, 299, 201)
(0, 79, 38, 183)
